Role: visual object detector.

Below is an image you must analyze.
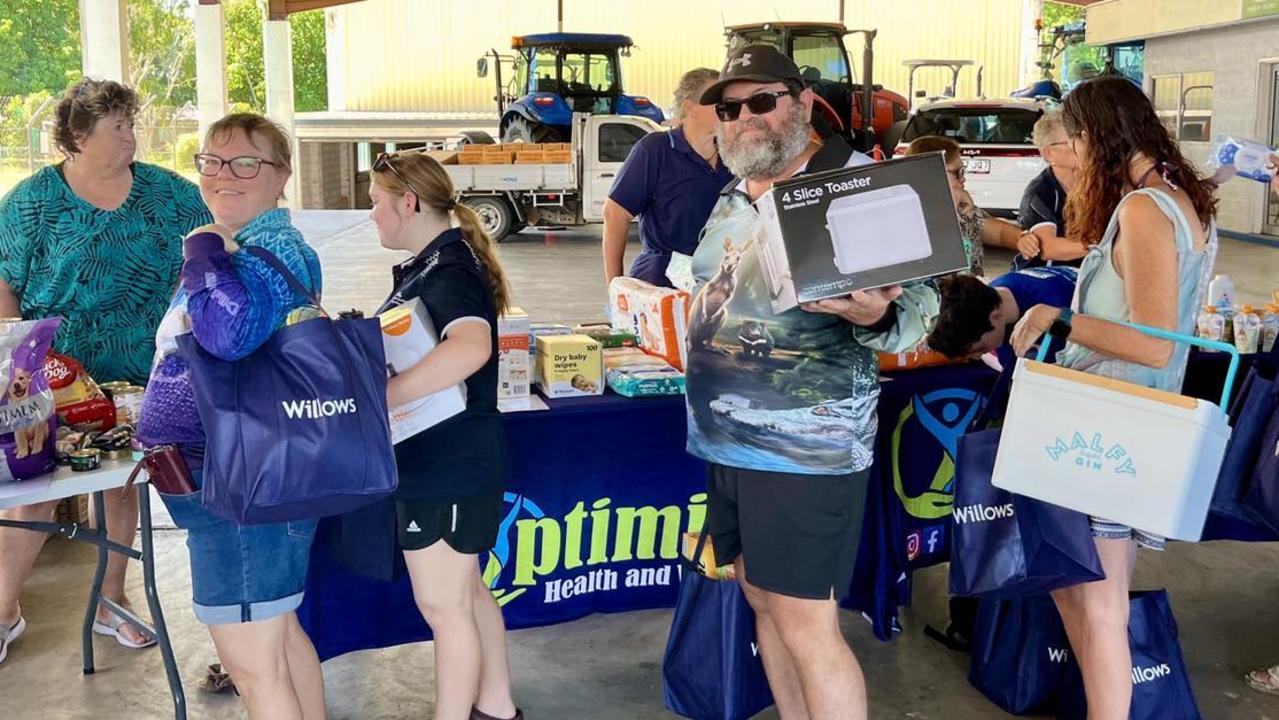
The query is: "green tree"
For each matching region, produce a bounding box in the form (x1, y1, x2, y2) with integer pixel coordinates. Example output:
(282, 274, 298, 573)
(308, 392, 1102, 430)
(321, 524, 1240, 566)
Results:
(129, 0, 198, 111)
(224, 0, 326, 113)
(0, 0, 81, 97)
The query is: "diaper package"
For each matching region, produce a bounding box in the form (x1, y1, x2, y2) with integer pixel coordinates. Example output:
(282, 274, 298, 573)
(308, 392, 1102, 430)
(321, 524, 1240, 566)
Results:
(605, 348, 685, 397)
(0, 318, 61, 482)
(1210, 135, 1277, 184)
(535, 334, 603, 398)
(608, 277, 690, 371)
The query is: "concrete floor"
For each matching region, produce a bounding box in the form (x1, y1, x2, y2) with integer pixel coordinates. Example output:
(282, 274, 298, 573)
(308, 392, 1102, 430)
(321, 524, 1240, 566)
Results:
(3, 215, 1279, 720)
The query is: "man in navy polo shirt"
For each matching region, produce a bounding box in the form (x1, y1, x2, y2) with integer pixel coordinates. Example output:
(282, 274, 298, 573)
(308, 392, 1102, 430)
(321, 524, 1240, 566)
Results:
(602, 68, 735, 287)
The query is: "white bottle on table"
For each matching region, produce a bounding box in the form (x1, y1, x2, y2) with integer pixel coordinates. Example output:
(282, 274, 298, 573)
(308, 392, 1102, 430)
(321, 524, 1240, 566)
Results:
(1263, 304, 1279, 353)
(1199, 305, 1225, 351)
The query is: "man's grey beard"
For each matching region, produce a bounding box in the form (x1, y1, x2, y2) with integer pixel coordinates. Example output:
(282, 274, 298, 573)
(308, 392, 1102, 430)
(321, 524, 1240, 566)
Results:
(716, 101, 811, 180)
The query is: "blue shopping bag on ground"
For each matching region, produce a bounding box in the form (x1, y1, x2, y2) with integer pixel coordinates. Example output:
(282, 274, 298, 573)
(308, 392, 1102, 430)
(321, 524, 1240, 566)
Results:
(950, 365, 1104, 598)
(178, 247, 397, 525)
(662, 533, 774, 720)
(1240, 405, 1279, 533)
(1204, 341, 1279, 538)
(1057, 590, 1203, 720)
(969, 594, 1073, 714)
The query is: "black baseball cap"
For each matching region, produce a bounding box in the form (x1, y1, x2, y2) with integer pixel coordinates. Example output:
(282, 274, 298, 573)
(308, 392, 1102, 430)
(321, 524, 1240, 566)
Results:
(699, 44, 804, 105)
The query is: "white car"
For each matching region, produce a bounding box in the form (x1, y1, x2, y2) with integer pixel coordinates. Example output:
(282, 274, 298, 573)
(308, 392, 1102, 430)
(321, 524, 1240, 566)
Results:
(894, 98, 1049, 218)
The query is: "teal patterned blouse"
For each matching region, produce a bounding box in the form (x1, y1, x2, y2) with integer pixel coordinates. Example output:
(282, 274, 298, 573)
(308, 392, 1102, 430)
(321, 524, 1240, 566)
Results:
(0, 163, 211, 384)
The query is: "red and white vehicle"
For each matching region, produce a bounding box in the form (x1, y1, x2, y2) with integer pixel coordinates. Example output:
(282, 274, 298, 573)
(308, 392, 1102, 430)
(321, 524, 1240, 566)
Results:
(894, 98, 1049, 218)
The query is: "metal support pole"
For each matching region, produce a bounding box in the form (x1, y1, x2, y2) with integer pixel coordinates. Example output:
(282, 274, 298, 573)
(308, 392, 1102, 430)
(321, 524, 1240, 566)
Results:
(80, 491, 109, 675)
(140, 483, 187, 720)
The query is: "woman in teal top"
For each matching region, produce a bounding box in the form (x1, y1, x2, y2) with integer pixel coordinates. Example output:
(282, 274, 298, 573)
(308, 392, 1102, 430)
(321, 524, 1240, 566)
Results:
(0, 79, 209, 662)
(1012, 77, 1218, 720)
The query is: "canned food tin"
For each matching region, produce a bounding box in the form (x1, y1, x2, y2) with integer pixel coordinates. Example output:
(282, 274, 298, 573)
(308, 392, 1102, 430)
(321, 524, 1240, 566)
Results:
(69, 448, 101, 472)
(113, 386, 144, 426)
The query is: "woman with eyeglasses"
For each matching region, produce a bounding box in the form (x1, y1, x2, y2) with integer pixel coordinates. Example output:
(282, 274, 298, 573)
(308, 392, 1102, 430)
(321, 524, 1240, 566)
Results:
(903, 135, 1023, 277)
(368, 151, 522, 720)
(0, 78, 210, 664)
(138, 113, 327, 720)
(1013, 109, 1087, 269)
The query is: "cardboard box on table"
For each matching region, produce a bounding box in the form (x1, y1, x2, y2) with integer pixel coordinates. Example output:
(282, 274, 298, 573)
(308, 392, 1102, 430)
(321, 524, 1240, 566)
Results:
(497, 307, 531, 401)
(754, 152, 968, 314)
(379, 298, 467, 444)
(535, 334, 604, 398)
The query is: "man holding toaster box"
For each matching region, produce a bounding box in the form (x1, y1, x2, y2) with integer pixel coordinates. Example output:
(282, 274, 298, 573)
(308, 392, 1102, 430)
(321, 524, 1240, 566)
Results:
(682, 44, 939, 720)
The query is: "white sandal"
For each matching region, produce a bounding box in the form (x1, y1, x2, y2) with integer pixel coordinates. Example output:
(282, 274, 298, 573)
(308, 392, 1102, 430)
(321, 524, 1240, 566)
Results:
(1246, 665, 1279, 695)
(0, 616, 26, 664)
(92, 610, 156, 649)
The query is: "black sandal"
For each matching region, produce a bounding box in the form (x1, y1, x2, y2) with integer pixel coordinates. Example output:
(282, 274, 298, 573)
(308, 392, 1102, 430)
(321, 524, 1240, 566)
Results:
(470, 707, 524, 720)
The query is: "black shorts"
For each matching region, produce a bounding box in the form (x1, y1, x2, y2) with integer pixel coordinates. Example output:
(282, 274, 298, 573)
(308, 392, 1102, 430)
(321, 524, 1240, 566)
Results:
(706, 463, 869, 600)
(396, 493, 502, 554)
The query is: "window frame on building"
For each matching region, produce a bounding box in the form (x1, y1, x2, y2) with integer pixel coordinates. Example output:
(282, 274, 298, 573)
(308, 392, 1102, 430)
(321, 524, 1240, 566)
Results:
(1151, 71, 1215, 142)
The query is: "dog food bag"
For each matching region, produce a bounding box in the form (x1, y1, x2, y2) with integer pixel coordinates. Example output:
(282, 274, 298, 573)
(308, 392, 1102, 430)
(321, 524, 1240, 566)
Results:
(43, 351, 118, 432)
(535, 334, 603, 398)
(608, 277, 690, 371)
(0, 318, 61, 482)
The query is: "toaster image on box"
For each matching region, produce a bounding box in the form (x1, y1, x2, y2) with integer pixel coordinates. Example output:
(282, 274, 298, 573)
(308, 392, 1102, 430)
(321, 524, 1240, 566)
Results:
(826, 184, 932, 275)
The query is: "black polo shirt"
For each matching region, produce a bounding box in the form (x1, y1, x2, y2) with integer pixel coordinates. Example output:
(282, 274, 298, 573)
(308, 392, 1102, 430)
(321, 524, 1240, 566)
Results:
(1015, 167, 1081, 270)
(378, 228, 506, 502)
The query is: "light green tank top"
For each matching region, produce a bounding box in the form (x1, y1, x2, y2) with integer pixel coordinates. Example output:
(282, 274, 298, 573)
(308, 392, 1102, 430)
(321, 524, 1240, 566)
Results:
(1055, 188, 1216, 392)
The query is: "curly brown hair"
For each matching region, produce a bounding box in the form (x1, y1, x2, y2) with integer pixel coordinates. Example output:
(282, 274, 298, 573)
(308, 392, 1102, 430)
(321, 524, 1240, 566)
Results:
(53, 78, 140, 157)
(1062, 76, 1217, 249)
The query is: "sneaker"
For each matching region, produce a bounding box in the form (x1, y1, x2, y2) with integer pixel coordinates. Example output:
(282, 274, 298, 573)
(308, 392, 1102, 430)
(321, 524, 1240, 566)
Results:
(0, 616, 26, 665)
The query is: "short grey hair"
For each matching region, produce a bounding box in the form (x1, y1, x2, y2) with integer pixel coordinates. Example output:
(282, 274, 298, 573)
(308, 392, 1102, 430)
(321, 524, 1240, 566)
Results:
(1032, 109, 1067, 151)
(672, 68, 720, 120)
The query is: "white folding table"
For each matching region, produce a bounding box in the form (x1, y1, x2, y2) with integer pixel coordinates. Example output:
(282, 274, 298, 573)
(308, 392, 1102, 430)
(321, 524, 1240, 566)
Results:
(0, 462, 184, 719)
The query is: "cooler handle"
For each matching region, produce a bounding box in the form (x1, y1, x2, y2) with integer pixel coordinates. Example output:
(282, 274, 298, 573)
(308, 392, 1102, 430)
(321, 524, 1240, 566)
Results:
(1037, 321, 1240, 409)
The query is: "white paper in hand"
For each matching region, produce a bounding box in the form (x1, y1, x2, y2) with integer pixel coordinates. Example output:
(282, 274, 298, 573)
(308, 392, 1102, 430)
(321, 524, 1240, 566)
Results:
(379, 298, 467, 444)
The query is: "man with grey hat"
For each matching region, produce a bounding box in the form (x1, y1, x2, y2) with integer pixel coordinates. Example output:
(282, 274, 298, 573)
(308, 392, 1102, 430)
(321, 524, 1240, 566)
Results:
(683, 44, 939, 720)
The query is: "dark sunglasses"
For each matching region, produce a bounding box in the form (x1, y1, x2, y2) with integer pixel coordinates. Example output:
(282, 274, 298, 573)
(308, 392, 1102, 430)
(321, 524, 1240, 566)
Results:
(714, 89, 795, 122)
(194, 153, 278, 179)
(373, 152, 423, 212)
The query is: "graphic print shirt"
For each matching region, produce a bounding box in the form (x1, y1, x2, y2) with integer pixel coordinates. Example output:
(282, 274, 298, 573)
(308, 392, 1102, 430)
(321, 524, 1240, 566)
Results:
(684, 138, 940, 476)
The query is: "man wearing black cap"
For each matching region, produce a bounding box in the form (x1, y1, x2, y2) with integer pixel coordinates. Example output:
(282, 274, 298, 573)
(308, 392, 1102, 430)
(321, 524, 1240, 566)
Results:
(683, 45, 939, 719)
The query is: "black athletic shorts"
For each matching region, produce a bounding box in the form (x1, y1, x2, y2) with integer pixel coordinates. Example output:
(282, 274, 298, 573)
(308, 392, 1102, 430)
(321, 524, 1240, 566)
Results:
(705, 463, 870, 600)
(396, 492, 502, 554)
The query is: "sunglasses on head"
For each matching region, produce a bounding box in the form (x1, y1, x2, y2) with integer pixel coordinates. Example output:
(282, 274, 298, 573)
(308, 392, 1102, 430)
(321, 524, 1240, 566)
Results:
(373, 152, 423, 212)
(714, 88, 796, 122)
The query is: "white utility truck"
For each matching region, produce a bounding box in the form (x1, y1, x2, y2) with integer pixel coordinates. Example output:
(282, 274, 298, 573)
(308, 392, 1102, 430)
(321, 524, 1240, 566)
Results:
(445, 112, 661, 242)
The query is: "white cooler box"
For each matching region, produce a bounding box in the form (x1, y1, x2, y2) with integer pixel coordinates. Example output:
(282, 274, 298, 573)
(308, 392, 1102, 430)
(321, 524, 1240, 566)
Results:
(992, 326, 1239, 541)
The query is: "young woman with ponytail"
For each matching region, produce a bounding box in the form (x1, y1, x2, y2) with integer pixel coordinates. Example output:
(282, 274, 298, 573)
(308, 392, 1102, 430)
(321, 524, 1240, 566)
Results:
(369, 151, 522, 720)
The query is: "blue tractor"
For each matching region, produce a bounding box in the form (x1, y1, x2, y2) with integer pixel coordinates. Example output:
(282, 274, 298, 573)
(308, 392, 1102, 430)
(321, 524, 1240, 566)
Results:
(477, 33, 665, 143)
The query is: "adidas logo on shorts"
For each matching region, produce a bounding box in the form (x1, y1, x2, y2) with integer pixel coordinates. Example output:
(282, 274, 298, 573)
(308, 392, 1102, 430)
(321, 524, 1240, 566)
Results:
(406, 521, 422, 533)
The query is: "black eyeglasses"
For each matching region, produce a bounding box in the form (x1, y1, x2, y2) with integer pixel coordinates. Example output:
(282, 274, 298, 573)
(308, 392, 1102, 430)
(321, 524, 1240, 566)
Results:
(714, 89, 795, 122)
(373, 152, 424, 212)
(194, 153, 279, 179)
(947, 164, 967, 182)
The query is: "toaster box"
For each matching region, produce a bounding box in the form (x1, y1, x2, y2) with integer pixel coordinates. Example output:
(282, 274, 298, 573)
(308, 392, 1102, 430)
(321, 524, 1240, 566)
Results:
(754, 152, 967, 313)
(535, 334, 604, 398)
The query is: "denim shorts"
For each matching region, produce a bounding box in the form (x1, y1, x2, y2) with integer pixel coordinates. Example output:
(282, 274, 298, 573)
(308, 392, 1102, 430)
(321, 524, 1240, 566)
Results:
(1090, 517, 1166, 551)
(159, 478, 317, 625)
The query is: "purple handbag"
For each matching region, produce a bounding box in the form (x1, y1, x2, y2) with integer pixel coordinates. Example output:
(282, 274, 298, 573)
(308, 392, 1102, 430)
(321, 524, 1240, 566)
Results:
(176, 247, 396, 525)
